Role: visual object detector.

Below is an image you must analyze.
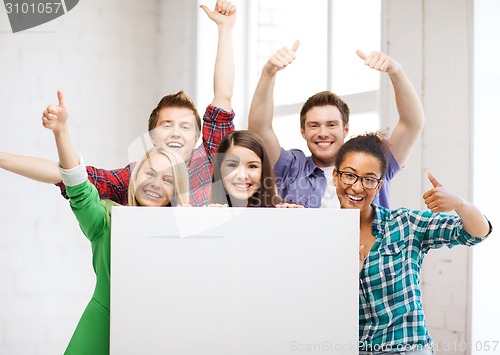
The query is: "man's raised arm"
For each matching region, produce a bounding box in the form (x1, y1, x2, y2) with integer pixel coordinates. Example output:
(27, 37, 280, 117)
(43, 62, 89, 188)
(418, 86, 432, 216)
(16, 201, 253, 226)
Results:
(248, 41, 299, 168)
(200, 0, 236, 112)
(357, 50, 425, 167)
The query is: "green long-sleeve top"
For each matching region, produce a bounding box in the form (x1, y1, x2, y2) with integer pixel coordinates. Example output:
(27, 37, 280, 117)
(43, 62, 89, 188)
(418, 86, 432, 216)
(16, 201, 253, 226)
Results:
(64, 179, 115, 355)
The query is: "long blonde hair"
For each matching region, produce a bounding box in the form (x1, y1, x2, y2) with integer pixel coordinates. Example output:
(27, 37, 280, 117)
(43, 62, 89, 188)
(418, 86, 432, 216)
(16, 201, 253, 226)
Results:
(128, 147, 190, 206)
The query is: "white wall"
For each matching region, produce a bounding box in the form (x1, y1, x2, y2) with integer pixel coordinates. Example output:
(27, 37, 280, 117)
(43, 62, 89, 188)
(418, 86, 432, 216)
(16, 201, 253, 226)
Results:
(385, 0, 474, 352)
(385, 0, 498, 353)
(0, 1, 196, 353)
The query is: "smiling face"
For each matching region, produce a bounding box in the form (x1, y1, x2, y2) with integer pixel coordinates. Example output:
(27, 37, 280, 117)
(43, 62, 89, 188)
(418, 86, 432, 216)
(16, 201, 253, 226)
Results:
(301, 105, 349, 167)
(333, 151, 383, 215)
(134, 152, 175, 207)
(149, 106, 199, 164)
(220, 145, 262, 203)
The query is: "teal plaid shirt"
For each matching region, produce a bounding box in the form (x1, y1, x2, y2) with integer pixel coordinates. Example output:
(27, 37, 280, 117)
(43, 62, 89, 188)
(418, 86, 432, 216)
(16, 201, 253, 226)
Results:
(359, 204, 491, 351)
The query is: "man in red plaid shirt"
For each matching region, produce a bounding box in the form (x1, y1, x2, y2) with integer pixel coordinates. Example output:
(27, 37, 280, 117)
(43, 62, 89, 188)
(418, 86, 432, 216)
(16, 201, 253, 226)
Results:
(62, 90, 235, 206)
(0, 1, 236, 206)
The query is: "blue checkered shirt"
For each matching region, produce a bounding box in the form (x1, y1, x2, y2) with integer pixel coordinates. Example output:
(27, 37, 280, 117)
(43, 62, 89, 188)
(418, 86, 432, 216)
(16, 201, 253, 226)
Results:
(359, 204, 491, 351)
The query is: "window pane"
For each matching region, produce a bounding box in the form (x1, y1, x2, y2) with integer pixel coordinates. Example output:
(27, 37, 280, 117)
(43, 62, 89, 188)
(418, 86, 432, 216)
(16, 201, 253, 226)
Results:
(257, 0, 328, 106)
(272, 113, 309, 152)
(331, 0, 381, 95)
(346, 112, 380, 140)
(471, 0, 500, 349)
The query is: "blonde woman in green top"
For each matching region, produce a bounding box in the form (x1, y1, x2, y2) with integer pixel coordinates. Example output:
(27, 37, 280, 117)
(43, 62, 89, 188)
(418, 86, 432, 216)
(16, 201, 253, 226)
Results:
(43, 90, 190, 355)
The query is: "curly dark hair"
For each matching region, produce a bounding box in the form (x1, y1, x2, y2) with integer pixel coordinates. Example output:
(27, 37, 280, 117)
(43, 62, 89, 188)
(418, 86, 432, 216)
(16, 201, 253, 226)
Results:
(335, 132, 389, 177)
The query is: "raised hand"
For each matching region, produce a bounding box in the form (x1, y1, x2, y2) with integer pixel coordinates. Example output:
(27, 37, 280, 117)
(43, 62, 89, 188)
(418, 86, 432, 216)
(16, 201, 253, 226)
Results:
(207, 203, 229, 208)
(356, 50, 402, 74)
(200, 0, 236, 27)
(263, 40, 300, 76)
(423, 172, 464, 213)
(42, 90, 68, 133)
(201, 0, 236, 112)
(247, 41, 300, 169)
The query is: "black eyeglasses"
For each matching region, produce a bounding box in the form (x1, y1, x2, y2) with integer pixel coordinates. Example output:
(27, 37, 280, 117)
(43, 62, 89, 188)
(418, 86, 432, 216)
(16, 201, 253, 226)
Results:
(337, 171, 382, 190)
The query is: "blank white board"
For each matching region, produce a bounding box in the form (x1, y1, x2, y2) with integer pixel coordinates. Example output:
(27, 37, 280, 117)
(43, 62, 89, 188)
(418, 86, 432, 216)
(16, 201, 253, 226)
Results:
(110, 207, 359, 355)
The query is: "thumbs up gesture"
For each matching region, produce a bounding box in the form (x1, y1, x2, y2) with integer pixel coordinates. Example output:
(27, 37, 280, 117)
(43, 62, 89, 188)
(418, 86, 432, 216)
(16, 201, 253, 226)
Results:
(200, 0, 236, 27)
(356, 50, 402, 74)
(422, 172, 464, 213)
(263, 40, 300, 76)
(42, 90, 68, 133)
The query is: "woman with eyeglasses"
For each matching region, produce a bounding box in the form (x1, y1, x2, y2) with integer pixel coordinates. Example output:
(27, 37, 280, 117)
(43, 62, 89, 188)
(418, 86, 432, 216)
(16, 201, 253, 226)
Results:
(333, 132, 492, 355)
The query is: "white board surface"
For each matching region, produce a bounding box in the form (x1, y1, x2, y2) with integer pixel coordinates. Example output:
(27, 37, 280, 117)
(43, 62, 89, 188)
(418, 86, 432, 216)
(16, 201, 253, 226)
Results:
(110, 207, 359, 355)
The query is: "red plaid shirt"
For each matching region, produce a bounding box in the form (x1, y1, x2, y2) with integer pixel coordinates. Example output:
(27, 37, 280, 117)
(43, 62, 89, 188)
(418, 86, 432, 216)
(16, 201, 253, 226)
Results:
(57, 105, 234, 206)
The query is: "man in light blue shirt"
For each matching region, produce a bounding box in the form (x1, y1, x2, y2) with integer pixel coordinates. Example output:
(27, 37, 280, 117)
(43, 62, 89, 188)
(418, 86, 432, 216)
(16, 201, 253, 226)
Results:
(248, 43, 424, 208)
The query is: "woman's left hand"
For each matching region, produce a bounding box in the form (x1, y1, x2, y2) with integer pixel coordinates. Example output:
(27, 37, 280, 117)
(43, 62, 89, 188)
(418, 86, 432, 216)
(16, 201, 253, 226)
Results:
(423, 172, 463, 212)
(276, 202, 304, 208)
(206, 203, 228, 208)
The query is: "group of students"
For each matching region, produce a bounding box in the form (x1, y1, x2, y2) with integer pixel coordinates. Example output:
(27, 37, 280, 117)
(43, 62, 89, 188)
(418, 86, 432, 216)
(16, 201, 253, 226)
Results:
(0, 1, 493, 354)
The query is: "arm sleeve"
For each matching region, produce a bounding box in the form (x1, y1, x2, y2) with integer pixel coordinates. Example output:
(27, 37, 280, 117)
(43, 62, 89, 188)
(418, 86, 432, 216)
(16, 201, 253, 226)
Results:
(61, 162, 111, 242)
(375, 151, 401, 208)
(201, 104, 235, 163)
(273, 148, 304, 190)
(57, 163, 133, 205)
(408, 209, 492, 253)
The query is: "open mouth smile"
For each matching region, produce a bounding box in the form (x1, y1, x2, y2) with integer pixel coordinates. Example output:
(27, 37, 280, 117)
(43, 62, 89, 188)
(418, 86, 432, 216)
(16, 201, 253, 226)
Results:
(346, 193, 364, 202)
(166, 142, 183, 148)
(144, 190, 163, 199)
(232, 183, 252, 191)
